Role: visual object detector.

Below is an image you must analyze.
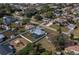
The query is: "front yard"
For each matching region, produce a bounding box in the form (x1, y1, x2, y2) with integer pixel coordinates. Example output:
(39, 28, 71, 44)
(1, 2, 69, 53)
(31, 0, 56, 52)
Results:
(50, 24, 69, 32)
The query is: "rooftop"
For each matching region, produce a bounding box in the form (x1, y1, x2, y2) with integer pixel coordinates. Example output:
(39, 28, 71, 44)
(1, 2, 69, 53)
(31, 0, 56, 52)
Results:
(65, 45, 79, 53)
(0, 34, 5, 42)
(29, 26, 45, 36)
(3, 16, 17, 25)
(0, 44, 15, 55)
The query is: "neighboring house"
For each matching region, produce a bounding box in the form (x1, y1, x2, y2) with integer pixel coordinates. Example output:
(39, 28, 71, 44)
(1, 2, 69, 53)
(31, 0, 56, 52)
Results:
(65, 40, 78, 48)
(29, 26, 46, 38)
(3, 16, 17, 25)
(25, 24, 35, 30)
(1, 25, 10, 30)
(65, 45, 79, 54)
(67, 24, 75, 30)
(0, 34, 5, 43)
(15, 21, 21, 28)
(0, 44, 16, 55)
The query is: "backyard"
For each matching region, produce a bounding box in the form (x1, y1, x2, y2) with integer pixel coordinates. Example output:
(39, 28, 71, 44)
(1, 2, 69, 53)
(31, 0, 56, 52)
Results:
(37, 37, 56, 52)
(10, 37, 29, 52)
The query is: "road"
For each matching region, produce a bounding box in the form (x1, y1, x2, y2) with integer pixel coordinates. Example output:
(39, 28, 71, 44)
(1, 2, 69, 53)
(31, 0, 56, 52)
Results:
(30, 20, 57, 32)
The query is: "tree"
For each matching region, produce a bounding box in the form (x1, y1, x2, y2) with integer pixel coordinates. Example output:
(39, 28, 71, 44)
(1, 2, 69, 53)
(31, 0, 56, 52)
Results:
(32, 43, 52, 55)
(56, 24, 66, 51)
(57, 24, 62, 34)
(0, 4, 13, 17)
(70, 33, 74, 40)
(34, 14, 43, 21)
(56, 34, 65, 51)
(18, 43, 33, 55)
(25, 8, 37, 18)
(39, 4, 52, 14)
(17, 43, 52, 55)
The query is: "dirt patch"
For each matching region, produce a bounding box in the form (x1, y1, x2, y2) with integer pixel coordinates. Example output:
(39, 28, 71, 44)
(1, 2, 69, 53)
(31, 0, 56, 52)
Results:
(10, 37, 29, 52)
(38, 37, 56, 52)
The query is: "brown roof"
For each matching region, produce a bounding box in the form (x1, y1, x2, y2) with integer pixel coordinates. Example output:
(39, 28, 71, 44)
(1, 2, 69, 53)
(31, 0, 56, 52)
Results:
(10, 37, 29, 51)
(65, 45, 79, 52)
(65, 40, 77, 48)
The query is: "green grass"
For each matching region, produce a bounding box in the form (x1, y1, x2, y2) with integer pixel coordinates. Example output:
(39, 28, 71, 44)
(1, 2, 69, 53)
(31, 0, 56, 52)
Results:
(0, 18, 3, 24)
(73, 27, 79, 36)
(50, 24, 69, 32)
(61, 27, 69, 32)
(50, 24, 59, 30)
(44, 28, 58, 36)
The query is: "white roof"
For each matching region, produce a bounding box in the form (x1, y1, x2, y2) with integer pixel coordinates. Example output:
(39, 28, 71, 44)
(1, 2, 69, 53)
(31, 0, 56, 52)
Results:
(0, 34, 5, 39)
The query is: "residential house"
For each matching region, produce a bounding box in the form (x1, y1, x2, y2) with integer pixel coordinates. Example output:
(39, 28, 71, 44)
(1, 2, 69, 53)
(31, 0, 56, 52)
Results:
(67, 24, 75, 30)
(25, 24, 35, 30)
(65, 45, 79, 54)
(3, 16, 17, 25)
(0, 44, 16, 55)
(29, 26, 46, 38)
(65, 40, 78, 48)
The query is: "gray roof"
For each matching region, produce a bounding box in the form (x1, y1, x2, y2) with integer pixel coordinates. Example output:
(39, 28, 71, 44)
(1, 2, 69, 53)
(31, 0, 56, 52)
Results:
(0, 34, 5, 42)
(67, 24, 75, 30)
(29, 27, 45, 35)
(0, 44, 14, 55)
(3, 16, 17, 25)
(0, 34, 4, 39)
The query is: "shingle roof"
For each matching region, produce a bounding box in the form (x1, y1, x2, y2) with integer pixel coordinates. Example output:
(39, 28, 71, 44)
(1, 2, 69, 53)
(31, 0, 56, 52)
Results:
(29, 27, 45, 35)
(3, 16, 17, 25)
(0, 44, 14, 55)
(65, 45, 79, 52)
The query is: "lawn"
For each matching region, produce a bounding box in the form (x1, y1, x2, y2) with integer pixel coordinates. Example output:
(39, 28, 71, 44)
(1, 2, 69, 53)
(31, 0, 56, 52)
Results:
(50, 24, 59, 30)
(73, 27, 79, 36)
(37, 37, 56, 52)
(44, 28, 58, 36)
(50, 24, 69, 32)
(36, 20, 43, 24)
(61, 27, 69, 32)
(22, 32, 35, 42)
